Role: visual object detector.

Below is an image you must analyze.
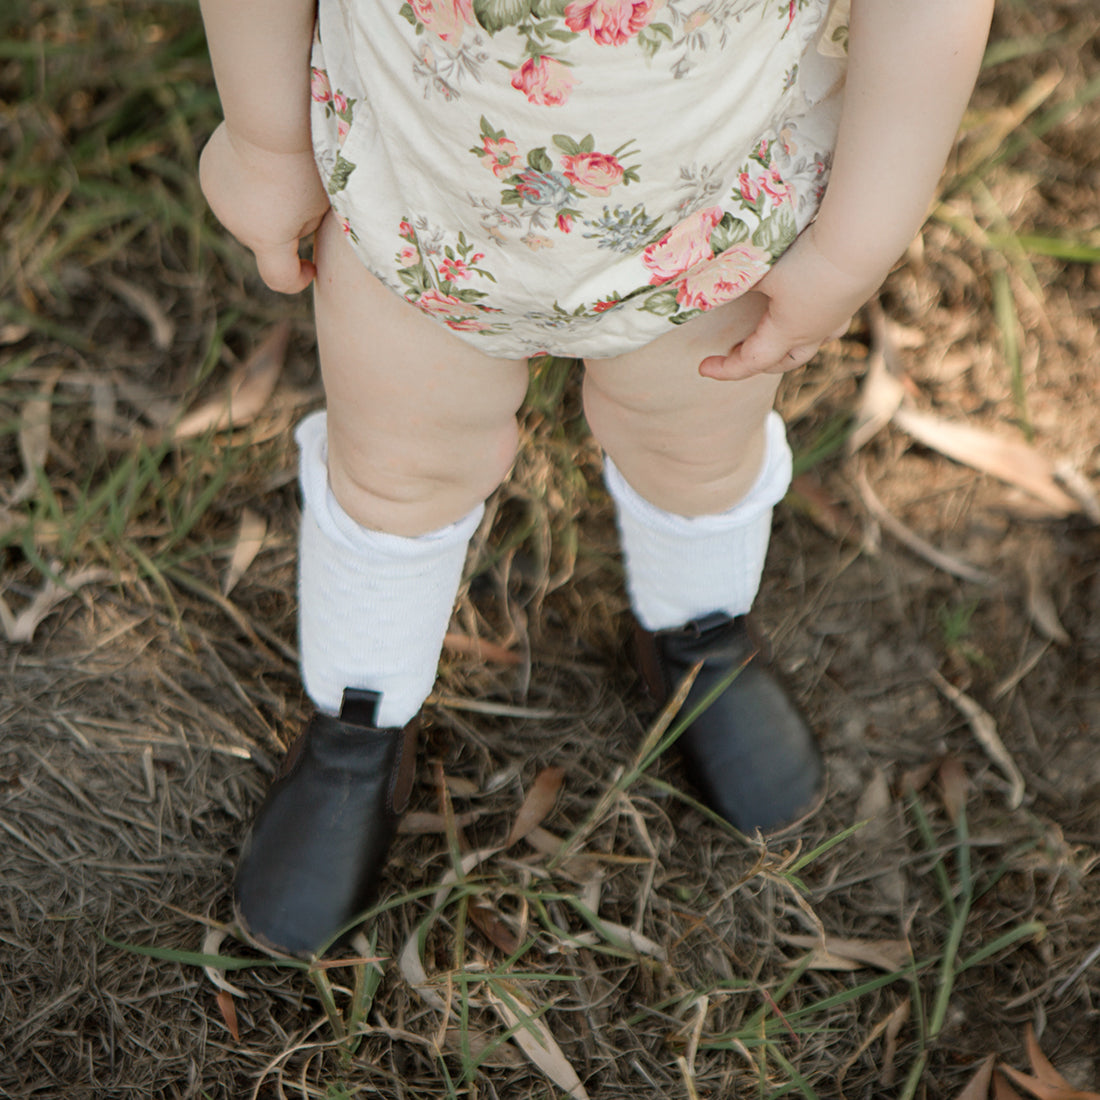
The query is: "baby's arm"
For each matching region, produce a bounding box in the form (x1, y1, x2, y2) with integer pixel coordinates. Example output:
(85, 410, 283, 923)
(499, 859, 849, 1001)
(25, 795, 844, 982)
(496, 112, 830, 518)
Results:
(700, 0, 996, 381)
(198, 0, 330, 293)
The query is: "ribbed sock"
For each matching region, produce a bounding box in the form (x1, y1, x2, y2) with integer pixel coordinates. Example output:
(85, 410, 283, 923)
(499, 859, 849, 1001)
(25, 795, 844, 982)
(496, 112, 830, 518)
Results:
(603, 410, 792, 631)
(296, 411, 482, 727)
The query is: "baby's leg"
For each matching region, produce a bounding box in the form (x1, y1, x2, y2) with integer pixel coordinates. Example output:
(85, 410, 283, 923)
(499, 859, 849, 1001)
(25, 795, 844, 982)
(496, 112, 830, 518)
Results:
(233, 215, 528, 956)
(583, 293, 778, 520)
(313, 212, 529, 538)
(300, 212, 529, 725)
(584, 293, 788, 633)
(583, 296, 820, 831)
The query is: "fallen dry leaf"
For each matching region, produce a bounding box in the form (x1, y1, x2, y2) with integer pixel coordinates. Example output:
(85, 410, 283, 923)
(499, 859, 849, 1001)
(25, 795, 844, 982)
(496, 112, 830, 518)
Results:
(0, 322, 31, 344)
(222, 508, 267, 596)
(780, 933, 911, 973)
(853, 767, 907, 911)
(1025, 1024, 1094, 1091)
(171, 322, 288, 440)
(879, 997, 910, 1087)
(0, 567, 111, 644)
(1023, 548, 1071, 646)
(215, 988, 240, 1042)
(857, 468, 994, 585)
(938, 755, 970, 825)
(957, 1055, 997, 1100)
(486, 985, 590, 1100)
(398, 809, 483, 834)
(892, 406, 1079, 517)
(398, 923, 448, 1012)
(201, 929, 246, 998)
(849, 336, 907, 454)
(582, 921, 667, 961)
(443, 1027, 524, 1067)
(929, 670, 1025, 809)
(507, 766, 565, 848)
(9, 367, 61, 506)
(998, 1066, 1099, 1100)
(994, 1071, 1027, 1100)
(431, 844, 504, 911)
(788, 473, 851, 539)
(443, 631, 523, 666)
(996, 1024, 1100, 1100)
(102, 271, 175, 350)
(468, 901, 523, 956)
(1053, 461, 1100, 524)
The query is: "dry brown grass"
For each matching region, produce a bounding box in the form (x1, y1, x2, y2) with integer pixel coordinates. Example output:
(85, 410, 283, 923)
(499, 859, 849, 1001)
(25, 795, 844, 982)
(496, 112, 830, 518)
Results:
(2, 1, 1099, 1096)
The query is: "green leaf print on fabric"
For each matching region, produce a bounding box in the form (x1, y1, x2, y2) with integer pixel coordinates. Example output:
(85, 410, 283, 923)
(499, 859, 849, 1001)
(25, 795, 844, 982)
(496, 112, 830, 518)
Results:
(639, 288, 680, 316)
(708, 213, 750, 253)
(636, 22, 672, 58)
(751, 208, 797, 259)
(527, 147, 555, 173)
(531, 0, 569, 20)
(327, 154, 357, 195)
(474, 0, 531, 34)
(552, 133, 594, 156)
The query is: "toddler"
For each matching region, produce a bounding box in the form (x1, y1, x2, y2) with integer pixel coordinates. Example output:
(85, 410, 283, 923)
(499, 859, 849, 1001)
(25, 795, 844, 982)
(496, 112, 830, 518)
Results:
(198, 0, 994, 956)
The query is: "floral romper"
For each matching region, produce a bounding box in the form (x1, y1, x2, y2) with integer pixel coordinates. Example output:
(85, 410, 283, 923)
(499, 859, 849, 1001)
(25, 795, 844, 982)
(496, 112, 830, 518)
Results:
(310, 0, 850, 358)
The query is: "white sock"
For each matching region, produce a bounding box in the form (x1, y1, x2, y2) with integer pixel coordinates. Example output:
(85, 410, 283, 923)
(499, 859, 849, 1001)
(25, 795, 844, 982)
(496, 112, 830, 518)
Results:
(603, 410, 792, 632)
(296, 411, 483, 727)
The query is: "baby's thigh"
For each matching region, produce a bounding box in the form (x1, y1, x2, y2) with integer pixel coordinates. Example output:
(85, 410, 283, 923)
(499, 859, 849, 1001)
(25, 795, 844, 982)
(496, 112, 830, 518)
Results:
(312, 212, 529, 532)
(583, 292, 778, 441)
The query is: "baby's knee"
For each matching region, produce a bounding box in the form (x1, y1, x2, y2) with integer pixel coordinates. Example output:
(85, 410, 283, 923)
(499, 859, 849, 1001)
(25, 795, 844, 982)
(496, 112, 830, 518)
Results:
(327, 416, 519, 535)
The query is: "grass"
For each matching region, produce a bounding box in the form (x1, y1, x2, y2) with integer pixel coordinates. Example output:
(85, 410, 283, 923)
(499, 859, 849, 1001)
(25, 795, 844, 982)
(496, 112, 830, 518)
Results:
(3, 0, 1100, 1097)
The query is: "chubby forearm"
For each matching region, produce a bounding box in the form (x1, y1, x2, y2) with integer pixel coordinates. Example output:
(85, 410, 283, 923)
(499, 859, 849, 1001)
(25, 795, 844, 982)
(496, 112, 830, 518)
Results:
(199, 0, 318, 153)
(812, 0, 994, 277)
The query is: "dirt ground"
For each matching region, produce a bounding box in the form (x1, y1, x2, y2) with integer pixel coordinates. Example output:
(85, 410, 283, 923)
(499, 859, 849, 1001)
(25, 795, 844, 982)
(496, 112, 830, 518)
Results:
(2, 1, 1099, 1097)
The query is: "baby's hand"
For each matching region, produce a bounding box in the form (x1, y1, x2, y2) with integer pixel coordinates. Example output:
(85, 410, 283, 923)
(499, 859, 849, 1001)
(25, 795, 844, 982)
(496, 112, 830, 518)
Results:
(199, 123, 331, 294)
(698, 224, 883, 381)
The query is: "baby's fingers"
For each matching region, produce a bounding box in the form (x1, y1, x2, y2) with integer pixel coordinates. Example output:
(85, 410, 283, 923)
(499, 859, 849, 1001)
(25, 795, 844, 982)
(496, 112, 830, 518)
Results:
(698, 316, 851, 381)
(254, 243, 317, 295)
(698, 316, 809, 381)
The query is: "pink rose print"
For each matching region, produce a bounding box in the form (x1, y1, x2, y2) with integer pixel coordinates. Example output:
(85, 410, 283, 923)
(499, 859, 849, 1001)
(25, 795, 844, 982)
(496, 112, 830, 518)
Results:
(440, 255, 482, 281)
(478, 135, 521, 178)
(563, 0, 654, 46)
(398, 245, 420, 266)
(593, 298, 619, 313)
(557, 213, 574, 233)
(561, 152, 625, 196)
(415, 289, 468, 317)
(337, 116, 351, 146)
(673, 244, 770, 311)
(510, 56, 578, 107)
(740, 168, 792, 207)
(310, 68, 332, 103)
(410, 0, 475, 42)
(333, 92, 348, 114)
(642, 207, 723, 284)
(399, 220, 415, 240)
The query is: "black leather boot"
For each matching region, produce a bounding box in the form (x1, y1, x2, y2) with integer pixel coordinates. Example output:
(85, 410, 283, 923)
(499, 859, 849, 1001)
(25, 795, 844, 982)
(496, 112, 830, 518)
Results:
(234, 688, 418, 957)
(634, 612, 821, 832)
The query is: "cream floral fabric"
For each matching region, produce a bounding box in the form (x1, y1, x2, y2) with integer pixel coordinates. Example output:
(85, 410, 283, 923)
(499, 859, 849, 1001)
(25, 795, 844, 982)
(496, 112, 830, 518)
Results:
(311, 0, 848, 357)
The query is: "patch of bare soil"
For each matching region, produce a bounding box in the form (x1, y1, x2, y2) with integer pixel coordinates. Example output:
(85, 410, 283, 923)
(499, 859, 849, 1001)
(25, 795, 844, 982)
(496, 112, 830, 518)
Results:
(2, 2, 1098, 1097)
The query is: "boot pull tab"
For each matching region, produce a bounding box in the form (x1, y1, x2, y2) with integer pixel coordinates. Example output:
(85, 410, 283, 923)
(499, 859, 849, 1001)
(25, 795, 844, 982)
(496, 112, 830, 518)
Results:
(339, 687, 383, 728)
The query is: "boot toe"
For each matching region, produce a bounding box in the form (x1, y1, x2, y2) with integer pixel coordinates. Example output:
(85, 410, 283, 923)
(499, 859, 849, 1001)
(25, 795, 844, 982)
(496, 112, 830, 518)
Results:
(637, 613, 822, 833)
(233, 693, 417, 957)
